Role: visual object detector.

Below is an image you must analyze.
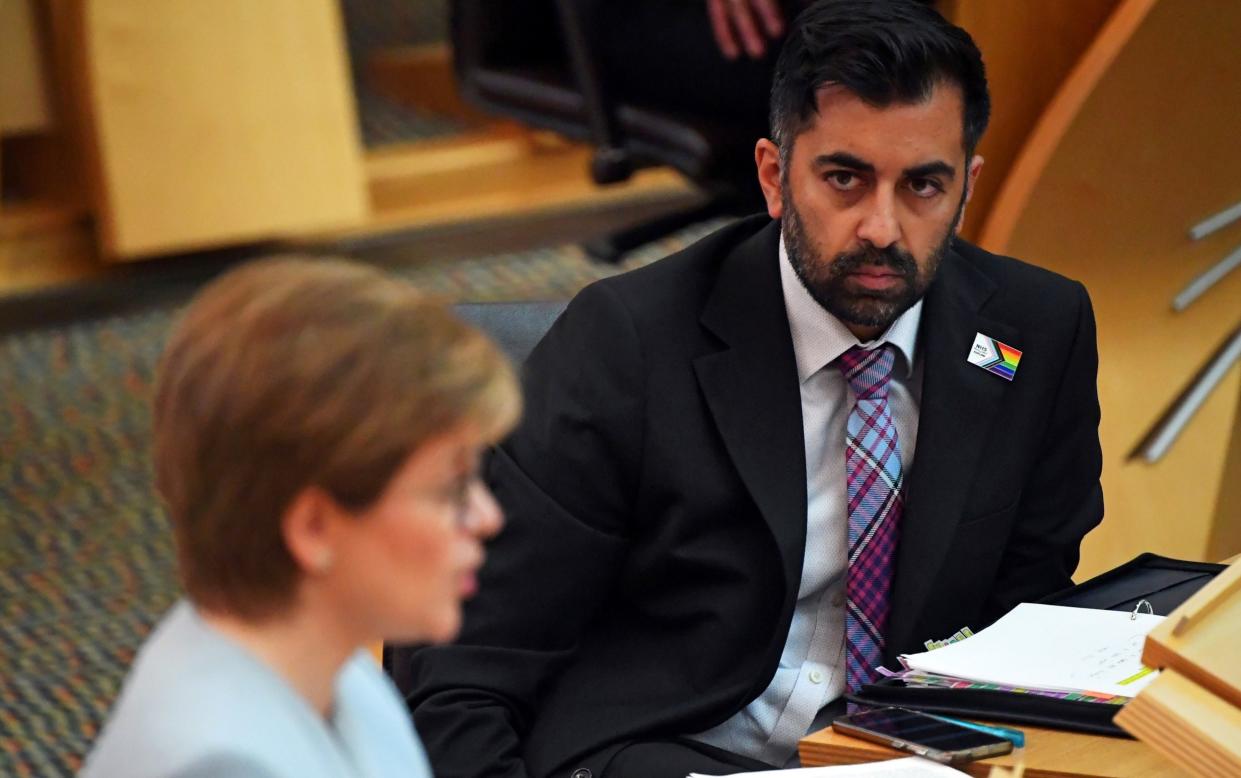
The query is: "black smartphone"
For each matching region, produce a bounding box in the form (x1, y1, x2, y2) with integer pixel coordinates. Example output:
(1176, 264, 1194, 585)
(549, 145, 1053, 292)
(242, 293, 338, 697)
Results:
(832, 706, 1014, 764)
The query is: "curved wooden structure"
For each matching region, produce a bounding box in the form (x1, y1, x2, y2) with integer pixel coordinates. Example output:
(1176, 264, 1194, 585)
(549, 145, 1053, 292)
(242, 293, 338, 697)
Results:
(978, 0, 1157, 251)
(980, 0, 1241, 576)
(941, 0, 1121, 243)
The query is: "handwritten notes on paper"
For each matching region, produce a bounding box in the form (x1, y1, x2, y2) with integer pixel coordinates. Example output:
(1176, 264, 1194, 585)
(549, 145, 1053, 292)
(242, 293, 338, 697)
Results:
(899, 603, 1164, 699)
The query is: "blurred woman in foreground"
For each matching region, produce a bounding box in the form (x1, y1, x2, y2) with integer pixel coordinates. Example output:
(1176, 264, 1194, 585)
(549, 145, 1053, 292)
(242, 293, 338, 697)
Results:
(82, 258, 520, 778)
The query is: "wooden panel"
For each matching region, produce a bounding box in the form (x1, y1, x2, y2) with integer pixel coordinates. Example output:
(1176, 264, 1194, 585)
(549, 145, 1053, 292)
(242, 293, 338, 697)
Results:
(979, 0, 1241, 577)
(1115, 670, 1241, 777)
(0, 203, 98, 293)
(19, 0, 97, 214)
(977, 0, 1157, 251)
(800, 721, 1186, 777)
(1140, 559, 1241, 710)
(0, 1, 100, 287)
(943, 0, 1120, 242)
(0, 0, 53, 136)
(308, 128, 693, 242)
(80, 0, 368, 258)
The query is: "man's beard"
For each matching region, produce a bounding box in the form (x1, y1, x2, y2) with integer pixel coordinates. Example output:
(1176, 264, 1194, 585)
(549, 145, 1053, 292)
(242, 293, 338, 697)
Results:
(782, 190, 963, 333)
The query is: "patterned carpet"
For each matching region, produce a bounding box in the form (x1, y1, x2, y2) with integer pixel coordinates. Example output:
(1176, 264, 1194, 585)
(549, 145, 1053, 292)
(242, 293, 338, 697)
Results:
(356, 86, 469, 149)
(0, 220, 727, 776)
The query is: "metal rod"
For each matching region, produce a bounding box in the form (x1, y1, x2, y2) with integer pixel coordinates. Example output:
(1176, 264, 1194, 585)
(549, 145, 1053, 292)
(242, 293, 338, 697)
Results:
(1129, 322, 1241, 463)
(1172, 244, 1241, 311)
(554, 0, 622, 152)
(1189, 199, 1241, 241)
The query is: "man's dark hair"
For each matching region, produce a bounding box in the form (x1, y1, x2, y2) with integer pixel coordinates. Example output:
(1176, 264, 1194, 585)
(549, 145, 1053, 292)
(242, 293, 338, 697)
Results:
(770, 0, 990, 158)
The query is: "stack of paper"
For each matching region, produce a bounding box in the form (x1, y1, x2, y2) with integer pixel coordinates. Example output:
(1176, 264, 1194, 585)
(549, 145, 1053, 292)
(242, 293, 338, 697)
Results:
(897, 603, 1164, 701)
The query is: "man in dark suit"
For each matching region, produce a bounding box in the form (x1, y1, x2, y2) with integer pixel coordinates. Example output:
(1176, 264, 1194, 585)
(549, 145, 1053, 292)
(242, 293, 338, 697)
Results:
(392, 2, 1103, 776)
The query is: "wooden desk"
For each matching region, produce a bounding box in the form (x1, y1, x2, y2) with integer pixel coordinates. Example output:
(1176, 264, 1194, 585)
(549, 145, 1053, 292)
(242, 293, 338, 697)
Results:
(799, 721, 1188, 778)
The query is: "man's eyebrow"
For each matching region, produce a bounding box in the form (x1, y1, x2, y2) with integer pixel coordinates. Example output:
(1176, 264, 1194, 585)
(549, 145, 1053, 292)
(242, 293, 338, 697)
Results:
(904, 161, 956, 180)
(812, 153, 957, 182)
(813, 152, 874, 174)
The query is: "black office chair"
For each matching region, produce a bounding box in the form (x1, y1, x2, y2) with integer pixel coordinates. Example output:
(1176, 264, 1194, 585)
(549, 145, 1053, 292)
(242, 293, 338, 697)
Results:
(450, 0, 767, 262)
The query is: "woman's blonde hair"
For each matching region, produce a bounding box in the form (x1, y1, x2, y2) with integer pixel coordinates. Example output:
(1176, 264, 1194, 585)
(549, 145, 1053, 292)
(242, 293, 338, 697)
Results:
(153, 257, 520, 619)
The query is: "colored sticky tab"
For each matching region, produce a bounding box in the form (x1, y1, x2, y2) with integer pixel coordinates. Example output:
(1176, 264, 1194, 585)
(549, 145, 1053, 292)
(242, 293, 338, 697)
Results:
(966, 332, 1022, 381)
(923, 627, 975, 651)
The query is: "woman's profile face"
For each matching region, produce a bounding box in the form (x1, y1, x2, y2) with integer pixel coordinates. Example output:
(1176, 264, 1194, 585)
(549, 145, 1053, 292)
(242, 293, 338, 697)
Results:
(327, 423, 504, 645)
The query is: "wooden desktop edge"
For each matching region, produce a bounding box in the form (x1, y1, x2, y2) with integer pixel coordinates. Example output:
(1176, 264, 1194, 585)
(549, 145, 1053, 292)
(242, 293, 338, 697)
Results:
(798, 720, 1185, 778)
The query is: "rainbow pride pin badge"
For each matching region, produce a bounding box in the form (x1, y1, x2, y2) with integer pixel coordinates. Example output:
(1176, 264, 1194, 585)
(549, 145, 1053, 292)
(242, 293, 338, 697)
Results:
(967, 333, 1022, 381)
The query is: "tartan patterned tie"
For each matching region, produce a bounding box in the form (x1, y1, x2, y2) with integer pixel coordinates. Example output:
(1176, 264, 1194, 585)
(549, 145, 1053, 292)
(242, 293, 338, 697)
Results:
(837, 345, 903, 693)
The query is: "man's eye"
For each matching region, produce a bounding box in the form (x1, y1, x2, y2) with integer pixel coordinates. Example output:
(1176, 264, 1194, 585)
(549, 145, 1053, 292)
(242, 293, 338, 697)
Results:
(825, 171, 860, 190)
(908, 177, 943, 198)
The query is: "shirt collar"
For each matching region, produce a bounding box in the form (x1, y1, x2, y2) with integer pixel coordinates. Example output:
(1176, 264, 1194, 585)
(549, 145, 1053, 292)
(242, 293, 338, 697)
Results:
(779, 234, 922, 384)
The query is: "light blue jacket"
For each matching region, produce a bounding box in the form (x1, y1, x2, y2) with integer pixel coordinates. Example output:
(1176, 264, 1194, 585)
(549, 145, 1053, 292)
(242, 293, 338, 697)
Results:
(80, 601, 432, 778)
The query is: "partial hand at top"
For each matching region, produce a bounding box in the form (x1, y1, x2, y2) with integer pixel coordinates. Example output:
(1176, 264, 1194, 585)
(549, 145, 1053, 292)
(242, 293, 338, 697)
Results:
(707, 0, 786, 59)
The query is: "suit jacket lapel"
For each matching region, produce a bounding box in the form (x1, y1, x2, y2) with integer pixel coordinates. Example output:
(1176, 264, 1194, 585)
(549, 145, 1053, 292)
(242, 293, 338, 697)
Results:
(886, 244, 1019, 658)
(694, 220, 808, 601)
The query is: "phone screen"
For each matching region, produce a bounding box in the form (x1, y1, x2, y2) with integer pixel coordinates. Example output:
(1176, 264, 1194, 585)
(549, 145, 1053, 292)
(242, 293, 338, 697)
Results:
(836, 708, 1010, 752)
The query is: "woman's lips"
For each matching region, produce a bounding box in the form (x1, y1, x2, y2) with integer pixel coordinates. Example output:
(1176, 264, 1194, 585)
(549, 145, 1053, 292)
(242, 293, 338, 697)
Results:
(458, 548, 485, 598)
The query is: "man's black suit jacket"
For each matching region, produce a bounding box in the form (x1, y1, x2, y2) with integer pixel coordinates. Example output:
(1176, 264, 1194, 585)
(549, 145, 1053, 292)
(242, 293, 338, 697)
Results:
(393, 216, 1104, 778)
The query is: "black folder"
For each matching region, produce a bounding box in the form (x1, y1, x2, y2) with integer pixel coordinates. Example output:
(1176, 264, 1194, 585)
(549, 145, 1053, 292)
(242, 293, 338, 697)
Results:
(847, 554, 1227, 737)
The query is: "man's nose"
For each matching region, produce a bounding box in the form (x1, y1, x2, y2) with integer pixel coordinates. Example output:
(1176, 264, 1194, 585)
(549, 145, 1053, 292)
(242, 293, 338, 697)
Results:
(856, 188, 901, 248)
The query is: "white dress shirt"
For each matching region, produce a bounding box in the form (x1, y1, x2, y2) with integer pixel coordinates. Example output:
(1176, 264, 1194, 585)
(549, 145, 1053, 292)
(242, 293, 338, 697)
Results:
(689, 236, 923, 766)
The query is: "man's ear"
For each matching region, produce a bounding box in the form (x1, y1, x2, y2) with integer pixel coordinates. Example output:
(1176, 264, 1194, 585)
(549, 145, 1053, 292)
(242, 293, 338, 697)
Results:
(282, 487, 343, 576)
(956, 154, 985, 234)
(755, 138, 785, 220)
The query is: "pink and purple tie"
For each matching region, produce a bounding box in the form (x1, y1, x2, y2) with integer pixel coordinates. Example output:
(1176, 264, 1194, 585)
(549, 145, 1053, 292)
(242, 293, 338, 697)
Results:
(838, 345, 903, 693)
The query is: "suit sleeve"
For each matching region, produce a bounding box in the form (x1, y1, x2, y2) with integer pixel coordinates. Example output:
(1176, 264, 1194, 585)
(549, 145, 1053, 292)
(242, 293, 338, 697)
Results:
(984, 281, 1104, 620)
(393, 282, 643, 778)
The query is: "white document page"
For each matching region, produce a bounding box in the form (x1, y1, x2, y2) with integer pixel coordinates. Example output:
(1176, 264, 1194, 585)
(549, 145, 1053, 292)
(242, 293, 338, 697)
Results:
(900, 602, 1164, 698)
(689, 756, 966, 777)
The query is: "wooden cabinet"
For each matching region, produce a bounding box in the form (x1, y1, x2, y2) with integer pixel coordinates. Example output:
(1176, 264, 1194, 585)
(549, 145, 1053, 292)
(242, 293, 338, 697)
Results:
(0, 0, 53, 139)
(75, 0, 368, 257)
